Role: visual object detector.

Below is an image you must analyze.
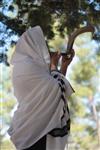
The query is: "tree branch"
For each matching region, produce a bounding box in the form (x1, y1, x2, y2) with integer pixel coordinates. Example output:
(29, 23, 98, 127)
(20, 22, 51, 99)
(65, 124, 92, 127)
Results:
(0, 12, 26, 35)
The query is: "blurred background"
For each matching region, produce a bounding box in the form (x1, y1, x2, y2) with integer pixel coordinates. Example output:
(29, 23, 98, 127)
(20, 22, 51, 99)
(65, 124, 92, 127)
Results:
(0, 0, 100, 149)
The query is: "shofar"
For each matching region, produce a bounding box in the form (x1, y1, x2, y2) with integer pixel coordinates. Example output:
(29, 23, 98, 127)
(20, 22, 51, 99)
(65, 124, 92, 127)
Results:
(66, 25, 95, 53)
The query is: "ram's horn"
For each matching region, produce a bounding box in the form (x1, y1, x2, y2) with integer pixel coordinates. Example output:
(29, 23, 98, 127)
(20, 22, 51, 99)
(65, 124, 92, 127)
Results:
(66, 25, 95, 53)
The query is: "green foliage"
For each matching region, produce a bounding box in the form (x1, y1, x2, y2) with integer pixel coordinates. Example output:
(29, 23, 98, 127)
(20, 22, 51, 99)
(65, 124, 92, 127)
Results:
(72, 60, 97, 82)
(1, 139, 16, 150)
(0, 0, 100, 65)
(68, 33, 100, 149)
(0, 48, 16, 144)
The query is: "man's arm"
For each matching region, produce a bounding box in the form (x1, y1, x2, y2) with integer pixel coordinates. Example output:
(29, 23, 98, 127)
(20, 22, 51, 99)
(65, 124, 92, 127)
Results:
(60, 49, 75, 75)
(49, 49, 75, 76)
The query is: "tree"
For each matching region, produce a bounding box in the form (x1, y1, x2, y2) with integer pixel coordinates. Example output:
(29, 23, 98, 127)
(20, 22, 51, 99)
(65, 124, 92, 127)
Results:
(67, 32, 100, 149)
(0, 0, 100, 65)
(0, 47, 16, 149)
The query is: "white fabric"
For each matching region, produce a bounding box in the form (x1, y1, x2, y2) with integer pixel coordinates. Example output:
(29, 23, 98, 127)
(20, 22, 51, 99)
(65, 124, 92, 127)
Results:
(7, 26, 74, 150)
(46, 134, 68, 150)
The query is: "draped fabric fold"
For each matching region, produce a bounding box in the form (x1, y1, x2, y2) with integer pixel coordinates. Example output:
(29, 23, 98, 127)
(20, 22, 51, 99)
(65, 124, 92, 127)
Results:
(7, 26, 74, 150)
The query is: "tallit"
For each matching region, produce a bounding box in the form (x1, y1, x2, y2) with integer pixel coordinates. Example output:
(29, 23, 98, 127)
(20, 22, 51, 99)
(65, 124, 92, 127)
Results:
(7, 26, 74, 150)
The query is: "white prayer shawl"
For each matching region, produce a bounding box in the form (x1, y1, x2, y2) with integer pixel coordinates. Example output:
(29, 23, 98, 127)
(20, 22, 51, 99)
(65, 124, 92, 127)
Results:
(7, 26, 74, 150)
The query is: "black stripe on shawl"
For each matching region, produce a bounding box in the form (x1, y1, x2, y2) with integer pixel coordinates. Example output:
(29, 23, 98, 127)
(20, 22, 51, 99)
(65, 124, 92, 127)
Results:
(49, 119, 70, 137)
(50, 70, 71, 137)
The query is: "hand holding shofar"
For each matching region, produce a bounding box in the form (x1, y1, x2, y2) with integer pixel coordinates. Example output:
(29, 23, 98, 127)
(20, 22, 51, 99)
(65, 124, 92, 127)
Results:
(50, 25, 95, 75)
(60, 25, 95, 75)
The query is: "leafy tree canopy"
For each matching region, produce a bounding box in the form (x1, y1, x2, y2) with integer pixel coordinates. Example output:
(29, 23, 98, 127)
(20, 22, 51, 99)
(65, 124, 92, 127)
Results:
(0, 0, 100, 65)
